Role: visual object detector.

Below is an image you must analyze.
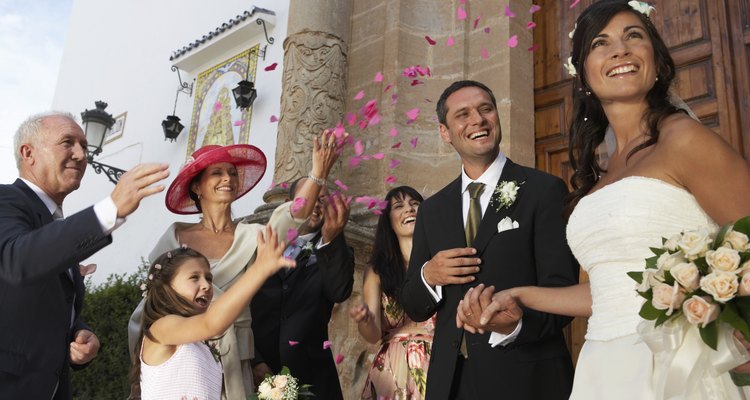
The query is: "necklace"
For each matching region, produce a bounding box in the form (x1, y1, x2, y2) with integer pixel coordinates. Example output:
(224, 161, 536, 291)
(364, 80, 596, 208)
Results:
(200, 221, 234, 234)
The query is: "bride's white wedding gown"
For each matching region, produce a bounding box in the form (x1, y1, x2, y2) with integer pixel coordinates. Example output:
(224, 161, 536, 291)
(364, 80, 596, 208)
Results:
(566, 176, 748, 400)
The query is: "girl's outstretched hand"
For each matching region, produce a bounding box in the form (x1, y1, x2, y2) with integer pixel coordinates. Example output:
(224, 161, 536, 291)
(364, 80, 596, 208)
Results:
(256, 225, 296, 276)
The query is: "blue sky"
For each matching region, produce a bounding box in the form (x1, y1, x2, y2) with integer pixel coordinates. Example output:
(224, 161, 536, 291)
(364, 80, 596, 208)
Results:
(0, 0, 72, 183)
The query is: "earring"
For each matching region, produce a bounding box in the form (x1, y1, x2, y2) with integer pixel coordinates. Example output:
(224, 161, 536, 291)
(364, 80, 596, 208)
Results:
(655, 76, 659, 82)
(585, 90, 592, 96)
(197, 194, 202, 200)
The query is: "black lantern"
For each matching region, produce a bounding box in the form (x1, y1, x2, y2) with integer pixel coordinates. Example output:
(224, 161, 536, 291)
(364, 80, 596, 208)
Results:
(81, 101, 115, 156)
(162, 115, 184, 141)
(232, 80, 257, 109)
(80, 101, 127, 184)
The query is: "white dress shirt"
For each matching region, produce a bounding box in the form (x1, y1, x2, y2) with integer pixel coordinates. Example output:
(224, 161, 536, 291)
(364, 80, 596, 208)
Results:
(419, 151, 522, 347)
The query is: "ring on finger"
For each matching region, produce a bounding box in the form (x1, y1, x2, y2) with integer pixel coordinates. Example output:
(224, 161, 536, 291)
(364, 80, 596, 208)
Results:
(465, 312, 473, 317)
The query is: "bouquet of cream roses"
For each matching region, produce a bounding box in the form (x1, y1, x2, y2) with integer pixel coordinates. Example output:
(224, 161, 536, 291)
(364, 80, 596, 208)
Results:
(629, 216, 750, 349)
(249, 367, 313, 400)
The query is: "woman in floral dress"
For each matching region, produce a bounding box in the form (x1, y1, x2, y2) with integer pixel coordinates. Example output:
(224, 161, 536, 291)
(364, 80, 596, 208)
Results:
(350, 186, 435, 399)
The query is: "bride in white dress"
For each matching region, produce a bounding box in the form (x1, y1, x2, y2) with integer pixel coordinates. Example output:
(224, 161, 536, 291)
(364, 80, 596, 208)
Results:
(455, 0, 750, 398)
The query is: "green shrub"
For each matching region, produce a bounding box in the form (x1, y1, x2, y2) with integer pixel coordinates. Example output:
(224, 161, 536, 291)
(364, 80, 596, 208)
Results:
(71, 262, 147, 400)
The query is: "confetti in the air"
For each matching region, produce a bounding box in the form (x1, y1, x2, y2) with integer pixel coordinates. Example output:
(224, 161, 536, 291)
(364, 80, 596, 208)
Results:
(570, 0, 581, 8)
(504, 4, 516, 18)
(264, 63, 278, 71)
(406, 108, 420, 122)
(286, 228, 299, 243)
(323, 340, 332, 350)
(334, 180, 349, 191)
(527, 22, 537, 29)
(481, 48, 489, 59)
(385, 175, 397, 185)
(374, 71, 384, 82)
(389, 127, 399, 137)
(425, 35, 436, 45)
(269, 115, 278, 123)
(289, 341, 299, 346)
(446, 36, 455, 46)
(530, 4, 541, 14)
(389, 159, 401, 169)
(507, 35, 519, 48)
(457, 6, 467, 20)
(353, 90, 365, 100)
(410, 137, 418, 148)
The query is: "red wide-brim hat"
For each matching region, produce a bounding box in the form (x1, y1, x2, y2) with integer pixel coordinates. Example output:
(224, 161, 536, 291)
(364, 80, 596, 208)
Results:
(165, 144, 267, 214)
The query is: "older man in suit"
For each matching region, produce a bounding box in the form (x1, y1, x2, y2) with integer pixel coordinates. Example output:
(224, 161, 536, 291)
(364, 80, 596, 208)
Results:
(400, 80, 579, 399)
(250, 178, 354, 400)
(0, 111, 168, 399)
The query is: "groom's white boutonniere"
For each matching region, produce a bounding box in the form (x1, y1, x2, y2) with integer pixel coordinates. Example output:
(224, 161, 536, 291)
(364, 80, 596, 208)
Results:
(491, 180, 524, 212)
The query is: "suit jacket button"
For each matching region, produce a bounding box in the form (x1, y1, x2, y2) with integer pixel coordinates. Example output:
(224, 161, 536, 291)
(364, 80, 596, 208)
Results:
(282, 284, 288, 291)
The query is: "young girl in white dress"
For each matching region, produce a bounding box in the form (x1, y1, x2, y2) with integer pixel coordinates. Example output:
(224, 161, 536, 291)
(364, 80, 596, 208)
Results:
(129, 226, 295, 400)
(456, 0, 750, 398)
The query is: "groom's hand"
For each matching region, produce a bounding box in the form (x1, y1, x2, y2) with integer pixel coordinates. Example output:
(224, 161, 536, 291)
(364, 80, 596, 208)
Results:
(423, 247, 481, 287)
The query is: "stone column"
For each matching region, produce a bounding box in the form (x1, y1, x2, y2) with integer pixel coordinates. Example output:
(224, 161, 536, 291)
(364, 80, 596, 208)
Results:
(268, 0, 353, 203)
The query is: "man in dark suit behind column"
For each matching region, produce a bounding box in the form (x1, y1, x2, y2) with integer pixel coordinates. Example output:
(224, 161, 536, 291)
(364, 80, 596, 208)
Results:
(251, 178, 355, 400)
(400, 80, 579, 400)
(0, 111, 169, 399)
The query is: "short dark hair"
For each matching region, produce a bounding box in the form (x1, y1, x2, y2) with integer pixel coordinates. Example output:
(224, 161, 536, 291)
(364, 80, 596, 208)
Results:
(436, 80, 497, 125)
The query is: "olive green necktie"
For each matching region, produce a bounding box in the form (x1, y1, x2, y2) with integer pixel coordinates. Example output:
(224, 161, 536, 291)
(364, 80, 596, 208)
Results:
(461, 181, 484, 358)
(465, 182, 485, 246)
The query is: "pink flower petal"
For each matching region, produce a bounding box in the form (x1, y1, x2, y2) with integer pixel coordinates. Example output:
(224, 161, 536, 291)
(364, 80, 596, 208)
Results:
(264, 62, 278, 71)
(354, 140, 364, 156)
(335, 354, 344, 364)
(459, 0, 466, 3)
(234, 120, 244, 126)
(504, 4, 516, 18)
(374, 71, 384, 82)
(368, 113, 382, 127)
(425, 35, 436, 45)
(527, 44, 540, 52)
(213, 101, 222, 113)
(410, 79, 424, 86)
(484, 27, 491, 34)
(410, 137, 418, 148)
(507, 35, 518, 48)
(278, 182, 289, 189)
(391, 94, 398, 105)
(385, 175, 397, 185)
(333, 122, 345, 138)
(405, 108, 420, 121)
(291, 198, 307, 214)
(373, 209, 383, 215)
(354, 90, 365, 100)
(323, 340, 332, 350)
(334, 180, 349, 191)
(473, 16, 481, 29)
(358, 120, 368, 129)
(384, 83, 394, 93)
(391, 142, 402, 149)
(349, 156, 362, 168)
(269, 115, 279, 123)
(389, 159, 401, 168)
(446, 36, 455, 46)
(481, 48, 489, 59)
(286, 228, 299, 243)
(529, 4, 541, 14)
(346, 112, 357, 126)
(372, 153, 385, 160)
(569, 0, 581, 8)
(289, 340, 299, 346)
(457, 6, 467, 20)
(388, 127, 399, 137)
(361, 155, 371, 161)
(527, 21, 537, 29)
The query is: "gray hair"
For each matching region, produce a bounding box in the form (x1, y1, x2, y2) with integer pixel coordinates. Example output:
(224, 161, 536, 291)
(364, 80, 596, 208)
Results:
(14, 111, 77, 168)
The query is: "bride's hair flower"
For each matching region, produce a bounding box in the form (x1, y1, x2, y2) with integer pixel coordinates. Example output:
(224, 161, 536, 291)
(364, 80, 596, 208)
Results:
(628, 1, 655, 17)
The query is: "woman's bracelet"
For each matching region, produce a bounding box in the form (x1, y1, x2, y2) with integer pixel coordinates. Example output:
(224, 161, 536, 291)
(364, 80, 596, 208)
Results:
(308, 172, 325, 186)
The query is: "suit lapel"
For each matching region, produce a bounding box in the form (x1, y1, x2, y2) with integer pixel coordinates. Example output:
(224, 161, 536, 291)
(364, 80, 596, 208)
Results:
(282, 232, 321, 280)
(471, 159, 527, 254)
(442, 177, 467, 248)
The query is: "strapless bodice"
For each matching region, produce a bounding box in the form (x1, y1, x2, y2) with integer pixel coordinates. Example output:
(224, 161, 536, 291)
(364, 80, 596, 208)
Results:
(566, 177, 714, 340)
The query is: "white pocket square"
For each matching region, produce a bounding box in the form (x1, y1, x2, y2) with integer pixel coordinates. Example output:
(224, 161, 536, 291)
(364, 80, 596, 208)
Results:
(497, 217, 519, 233)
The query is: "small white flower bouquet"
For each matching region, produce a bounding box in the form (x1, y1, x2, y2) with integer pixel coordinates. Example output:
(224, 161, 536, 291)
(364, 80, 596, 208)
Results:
(629, 216, 750, 349)
(249, 367, 314, 400)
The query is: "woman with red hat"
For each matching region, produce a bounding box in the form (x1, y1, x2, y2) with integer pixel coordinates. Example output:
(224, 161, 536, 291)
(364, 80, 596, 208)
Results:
(128, 129, 346, 399)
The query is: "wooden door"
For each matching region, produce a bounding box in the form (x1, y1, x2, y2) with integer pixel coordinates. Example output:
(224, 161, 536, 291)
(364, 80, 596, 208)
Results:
(532, 0, 750, 365)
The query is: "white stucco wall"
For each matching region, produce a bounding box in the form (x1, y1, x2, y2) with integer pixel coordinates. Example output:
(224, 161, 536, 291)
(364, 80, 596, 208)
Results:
(52, 0, 289, 283)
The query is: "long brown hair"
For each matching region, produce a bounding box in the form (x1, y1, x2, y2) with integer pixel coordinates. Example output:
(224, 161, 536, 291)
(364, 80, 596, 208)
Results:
(129, 247, 209, 398)
(565, 0, 683, 215)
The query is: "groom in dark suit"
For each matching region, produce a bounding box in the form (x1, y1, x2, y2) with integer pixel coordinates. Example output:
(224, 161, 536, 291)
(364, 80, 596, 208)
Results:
(251, 178, 355, 400)
(0, 112, 168, 399)
(400, 80, 579, 399)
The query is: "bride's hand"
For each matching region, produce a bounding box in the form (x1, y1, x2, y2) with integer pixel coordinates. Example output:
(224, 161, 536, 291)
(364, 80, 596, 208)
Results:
(476, 289, 523, 334)
(732, 330, 750, 373)
(456, 284, 495, 333)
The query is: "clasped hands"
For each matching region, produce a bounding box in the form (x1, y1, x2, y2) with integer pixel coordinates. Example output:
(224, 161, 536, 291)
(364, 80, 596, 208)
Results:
(422, 248, 523, 334)
(455, 283, 523, 335)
